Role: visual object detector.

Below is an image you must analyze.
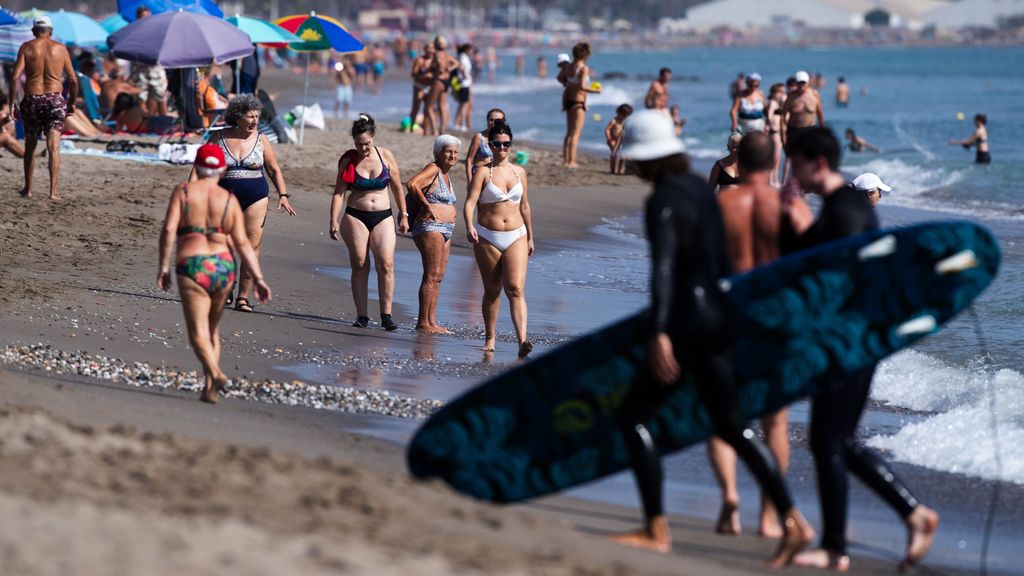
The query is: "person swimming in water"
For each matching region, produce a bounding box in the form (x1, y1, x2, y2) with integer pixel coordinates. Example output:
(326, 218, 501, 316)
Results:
(948, 113, 990, 164)
(844, 128, 880, 153)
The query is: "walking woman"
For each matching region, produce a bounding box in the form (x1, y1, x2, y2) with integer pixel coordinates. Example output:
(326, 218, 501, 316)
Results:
(423, 35, 458, 137)
(948, 113, 990, 164)
(730, 72, 767, 134)
(193, 94, 294, 313)
(558, 42, 600, 169)
(408, 134, 461, 333)
(464, 107, 506, 181)
(330, 114, 409, 330)
(765, 83, 786, 187)
(159, 144, 271, 403)
(464, 120, 534, 358)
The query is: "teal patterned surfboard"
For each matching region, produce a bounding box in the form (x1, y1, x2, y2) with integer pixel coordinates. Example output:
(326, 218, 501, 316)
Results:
(407, 221, 1000, 503)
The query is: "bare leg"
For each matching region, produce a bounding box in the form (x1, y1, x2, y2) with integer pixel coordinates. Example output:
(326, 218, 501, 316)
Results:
(21, 132, 39, 197)
(473, 241, 503, 351)
(409, 88, 424, 131)
(438, 92, 450, 133)
(760, 408, 790, 538)
(235, 198, 268, 306)
(0, 132, 25, 158)
(178, 279, 229, 403)
(566, 107, 585, 168)
(414, 232, 451, 333)
(500, 236, 531, 356)
(340, 212, 372, 318)
(368, 216, 397, 316)
(707, 437, 741, 535)
(44, 128, 61, 200)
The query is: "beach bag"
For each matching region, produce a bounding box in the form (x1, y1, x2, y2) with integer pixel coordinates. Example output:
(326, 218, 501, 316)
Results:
(404, 170, 438, 223)
(290, 102, 326, 131)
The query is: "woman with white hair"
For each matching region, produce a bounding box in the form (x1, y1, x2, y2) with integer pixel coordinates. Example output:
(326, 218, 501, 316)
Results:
(730, 72, 767, 134)
(407, 134, 461, 333)
(192, 93, 294, 313)
(159, 144, 271, 403)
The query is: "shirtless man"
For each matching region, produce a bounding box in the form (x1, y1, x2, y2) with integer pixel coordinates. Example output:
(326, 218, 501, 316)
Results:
(333, 56, 354, 118)
(644, 67, 672, 114)
(707, 131, 812, 539)
(835, 76, 850, 108)
(407, 42, 435, 132)
(10, 16, 77, 200)
(780, 71, 824, 157)
(100, 68, 140, 111)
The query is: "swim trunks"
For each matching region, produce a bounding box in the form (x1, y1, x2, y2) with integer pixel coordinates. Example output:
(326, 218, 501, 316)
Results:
(133, 64, 168, 102)
(20, 92, 66, 137)
(785, 125, 815, 154)
(336, 84, 353, 104)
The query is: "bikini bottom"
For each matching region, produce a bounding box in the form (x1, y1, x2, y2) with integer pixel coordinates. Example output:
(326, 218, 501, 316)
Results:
(412, 219, 454, 242)
(477, 224, 526, 252)
(345, 206, 393, 231)
(176, 252, 236, 294)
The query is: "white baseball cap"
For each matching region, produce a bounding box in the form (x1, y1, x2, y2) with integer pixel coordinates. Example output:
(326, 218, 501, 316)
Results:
(619, 110, 686, 161)
(746, 72, 762, 82)
(557, 53, 571, 64)
(33, 15, 52, 28)
(795, 70, 810, 84)
(853, 173, 892, 192)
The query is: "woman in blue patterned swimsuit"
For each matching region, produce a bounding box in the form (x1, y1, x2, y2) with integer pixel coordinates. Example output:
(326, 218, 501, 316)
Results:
(408, 134, 461, 333)
(158, 144, 271, 404)
(192, 94, 294, 313)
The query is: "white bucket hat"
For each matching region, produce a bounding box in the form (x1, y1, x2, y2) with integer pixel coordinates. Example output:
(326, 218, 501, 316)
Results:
(619, 110, 685, 161)
(853, 172, 892, 192)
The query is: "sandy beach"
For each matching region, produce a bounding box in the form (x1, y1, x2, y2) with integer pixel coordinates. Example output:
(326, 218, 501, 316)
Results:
(1, 66, 1017, 575)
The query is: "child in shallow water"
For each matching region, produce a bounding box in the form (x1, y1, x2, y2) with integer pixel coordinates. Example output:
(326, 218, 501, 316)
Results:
(605, 103, 633, 174)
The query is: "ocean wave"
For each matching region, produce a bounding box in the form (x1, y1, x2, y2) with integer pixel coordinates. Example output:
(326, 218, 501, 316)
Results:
(869, 350, 1024, 484)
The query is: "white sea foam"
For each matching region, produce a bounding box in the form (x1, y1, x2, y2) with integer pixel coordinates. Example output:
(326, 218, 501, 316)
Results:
(869, 350, 1024, 484)
(585, 85, 636, 107)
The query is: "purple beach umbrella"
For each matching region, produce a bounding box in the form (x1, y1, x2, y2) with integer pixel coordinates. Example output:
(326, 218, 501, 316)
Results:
(107, 10, 252, 68)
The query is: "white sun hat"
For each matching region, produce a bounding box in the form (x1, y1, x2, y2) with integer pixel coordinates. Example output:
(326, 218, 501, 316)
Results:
(619, 110, 686, 161)
(853, 172, 892, 192)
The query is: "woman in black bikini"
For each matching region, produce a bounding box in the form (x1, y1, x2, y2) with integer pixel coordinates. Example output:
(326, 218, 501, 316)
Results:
(330, 114, 409, 330)
(708, 132, 742, 193)
(558, 42, 600, 169)
(949, 113, 990, 164)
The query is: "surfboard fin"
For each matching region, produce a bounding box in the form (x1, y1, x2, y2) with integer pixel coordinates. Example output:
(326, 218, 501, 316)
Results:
(935, 250, 979, 274)
(857, 235, 897, 260)
(896, 315, 937, 337)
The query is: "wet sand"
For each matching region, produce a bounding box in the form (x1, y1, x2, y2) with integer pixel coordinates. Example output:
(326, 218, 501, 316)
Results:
(1, 69, 1017, 574)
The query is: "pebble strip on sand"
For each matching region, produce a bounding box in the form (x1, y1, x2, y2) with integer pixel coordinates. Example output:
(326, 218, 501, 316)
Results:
(1, 344, 444, 419)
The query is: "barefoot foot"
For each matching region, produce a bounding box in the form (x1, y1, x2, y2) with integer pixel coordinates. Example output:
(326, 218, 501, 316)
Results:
(768, 511, 815, 568)
(608, 516, 671, 554)
(792, 548, 850, 571)
(901, 506, 939, 573)
(517, 340, 533, 359)
(18, 187, 31, 198)
(483, 335, 496, 352)
(758, 501, 783, 538)
(714, 501, 741, 535)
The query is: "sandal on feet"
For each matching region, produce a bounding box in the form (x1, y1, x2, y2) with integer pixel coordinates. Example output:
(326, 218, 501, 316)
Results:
(517, 341, 533, 359)
(714, 501, 742, 535)
(381, 314, 398, 331)
(234, 296, 254, 313)
(352, 316, 370, 328)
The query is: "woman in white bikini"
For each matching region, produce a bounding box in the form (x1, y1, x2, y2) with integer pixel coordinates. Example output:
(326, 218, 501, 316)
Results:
(464, 120, 534, 358)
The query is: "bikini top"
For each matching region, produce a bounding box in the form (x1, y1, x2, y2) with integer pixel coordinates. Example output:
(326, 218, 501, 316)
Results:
(565, 64, 584, 86)
(341, 147, 392, 191)
(715, 161, 741, 187)
(474, 131, 493, 162)
(218, 131, 264, 178)
(423, 167, 457, 206)
(480, 164, 523, 204)
(178, 185, 231, 237)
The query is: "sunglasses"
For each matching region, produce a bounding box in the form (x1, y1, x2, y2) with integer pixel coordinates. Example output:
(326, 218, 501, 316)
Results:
(489, 140, 512, 150)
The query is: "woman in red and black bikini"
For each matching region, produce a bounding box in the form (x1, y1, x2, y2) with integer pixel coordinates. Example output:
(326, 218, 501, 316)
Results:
(330, 114, 409, 330)
(158, 144, 271, 404)
(558, 42, 601, 169)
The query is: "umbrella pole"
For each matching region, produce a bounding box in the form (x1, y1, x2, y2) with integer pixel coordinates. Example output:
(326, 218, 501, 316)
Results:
(299, 51, 310, 146)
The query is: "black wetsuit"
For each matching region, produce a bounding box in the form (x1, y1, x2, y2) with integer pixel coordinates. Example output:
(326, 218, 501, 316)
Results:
(620, 171, 793, 521)
(792, 184, 920, 555)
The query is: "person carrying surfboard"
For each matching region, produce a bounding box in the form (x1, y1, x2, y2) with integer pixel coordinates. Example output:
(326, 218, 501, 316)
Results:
(609, 110, 815, 566)
(786, 127, 939, 572)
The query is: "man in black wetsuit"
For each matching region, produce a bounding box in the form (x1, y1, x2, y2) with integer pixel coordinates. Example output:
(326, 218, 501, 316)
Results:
(607, 110, 814, 566)
(786, 128, 939, 572)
